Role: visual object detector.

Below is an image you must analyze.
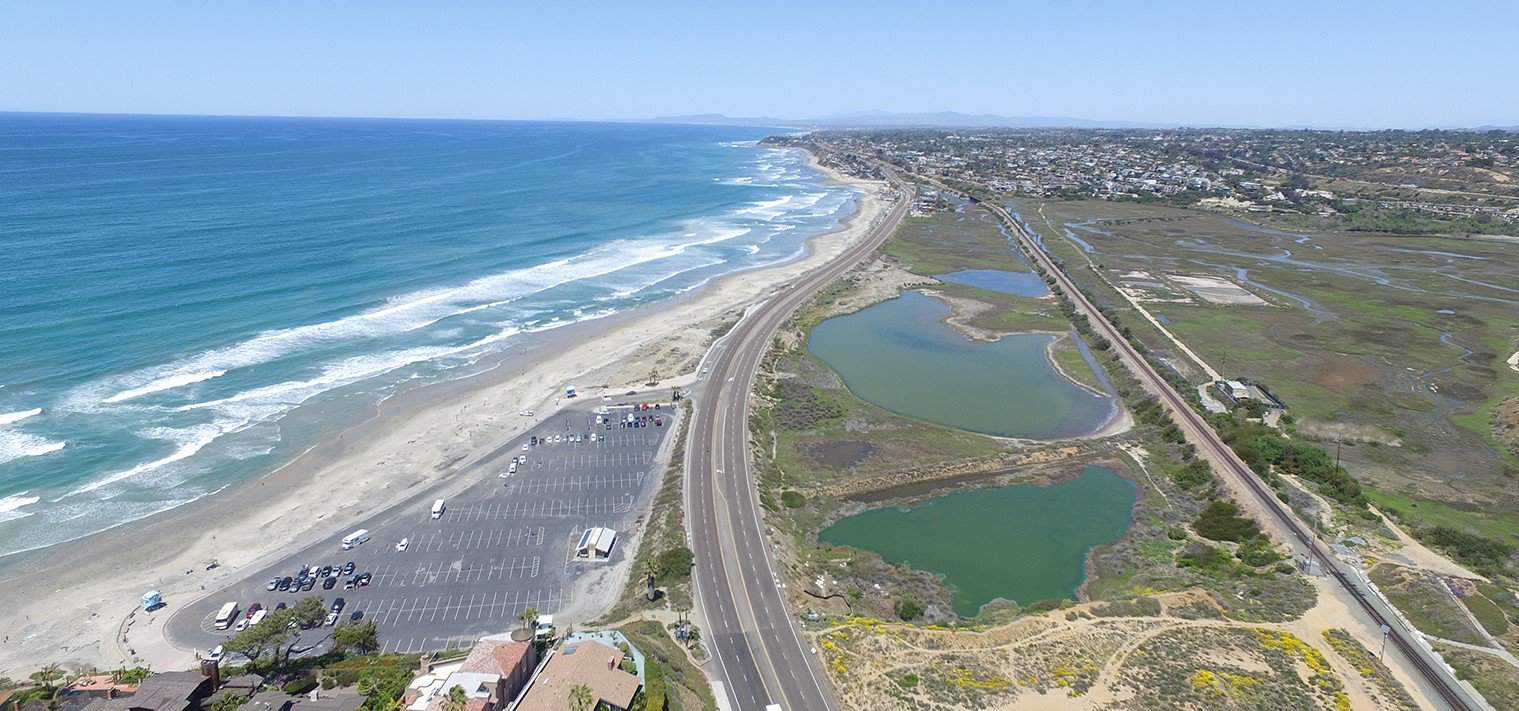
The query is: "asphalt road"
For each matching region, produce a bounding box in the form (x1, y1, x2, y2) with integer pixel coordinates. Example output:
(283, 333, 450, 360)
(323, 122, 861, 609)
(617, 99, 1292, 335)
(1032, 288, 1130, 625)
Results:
(974, 198, 1480, 711)
(164, 398, 675, 659)
(687, 166, 910, 711)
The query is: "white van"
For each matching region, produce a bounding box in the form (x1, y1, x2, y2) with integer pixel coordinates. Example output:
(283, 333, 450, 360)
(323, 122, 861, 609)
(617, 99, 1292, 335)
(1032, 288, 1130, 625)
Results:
(248, 609, 268, 627)
(431, 499, 445, 519)
(213, 602, 239, 630)
(341, 529, 370, 550)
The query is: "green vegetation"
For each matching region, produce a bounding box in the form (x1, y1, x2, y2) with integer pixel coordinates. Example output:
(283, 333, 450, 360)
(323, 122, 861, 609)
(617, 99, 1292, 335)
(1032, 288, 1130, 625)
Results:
(1368, 487, 1519, 543)
(1422, 526, 1515, 574)
(1193, 500, 1259, 542)
(780, 490, 806, 508)
(1368, 564, 1485, 645)
(883, 208, 1027, 274)
(895, 596, 924, 621)
(1211, 412, 1368, 509)
(1436, 642, 1519, 709)
(654, 546, 695, 584)
(773, 379, 845, 430)
(1460, 590, 1510, 636)
(620, 621, 717, 711)
(1048, 336, 1106, 393)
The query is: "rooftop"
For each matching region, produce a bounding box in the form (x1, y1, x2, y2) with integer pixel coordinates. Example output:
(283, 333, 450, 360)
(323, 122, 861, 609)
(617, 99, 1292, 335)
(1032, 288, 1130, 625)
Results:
(513, 641, 639, 711)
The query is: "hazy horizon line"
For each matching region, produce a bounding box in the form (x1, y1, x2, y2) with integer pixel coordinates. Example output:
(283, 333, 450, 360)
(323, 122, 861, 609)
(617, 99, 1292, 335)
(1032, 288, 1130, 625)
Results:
(2, 108, 1513, 132)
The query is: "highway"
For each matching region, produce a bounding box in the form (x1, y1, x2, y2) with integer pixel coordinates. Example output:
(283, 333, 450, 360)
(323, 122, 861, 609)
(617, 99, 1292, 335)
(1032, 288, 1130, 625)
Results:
(972, 197, 1482, 711)
(687, 164, 911, 711)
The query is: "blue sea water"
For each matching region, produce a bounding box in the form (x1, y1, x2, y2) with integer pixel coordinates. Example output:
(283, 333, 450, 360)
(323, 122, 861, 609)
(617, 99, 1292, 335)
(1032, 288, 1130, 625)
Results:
(0, 114, 857, 556)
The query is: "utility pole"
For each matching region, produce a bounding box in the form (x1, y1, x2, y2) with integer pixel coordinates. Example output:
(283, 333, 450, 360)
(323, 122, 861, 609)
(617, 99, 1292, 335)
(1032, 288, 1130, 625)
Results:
(1335, 439, 1342, 469)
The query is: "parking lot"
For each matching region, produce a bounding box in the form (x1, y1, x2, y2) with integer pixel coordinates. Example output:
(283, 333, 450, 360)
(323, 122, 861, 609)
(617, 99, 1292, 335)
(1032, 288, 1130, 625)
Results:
(166, 398, 676, 657)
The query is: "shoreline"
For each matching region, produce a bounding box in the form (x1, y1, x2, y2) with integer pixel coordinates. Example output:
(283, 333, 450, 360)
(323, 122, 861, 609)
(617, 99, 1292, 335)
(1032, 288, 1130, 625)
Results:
(0, 148, 889, 676)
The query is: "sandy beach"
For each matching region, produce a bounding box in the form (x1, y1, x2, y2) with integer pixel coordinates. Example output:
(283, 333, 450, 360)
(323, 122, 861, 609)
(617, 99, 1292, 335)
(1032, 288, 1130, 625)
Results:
(0, 152, 889, 677)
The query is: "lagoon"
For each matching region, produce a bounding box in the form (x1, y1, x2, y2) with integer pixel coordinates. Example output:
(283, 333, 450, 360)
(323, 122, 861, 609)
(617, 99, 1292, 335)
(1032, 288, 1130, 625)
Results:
(819, 464, 1136, 616)
(807, 291, 1116, 439)
(938, 268, 1049, 298)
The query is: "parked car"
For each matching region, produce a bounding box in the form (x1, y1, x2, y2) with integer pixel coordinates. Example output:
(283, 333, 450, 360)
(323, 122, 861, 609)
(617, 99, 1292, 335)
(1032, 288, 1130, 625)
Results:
(350, 610, 364, 621)
(274, 602, 287, 611)
(277, 577, 292, 591)
(357, 572, 372, 587)
(322, 577, 336, 590)
(318, 565, 332, 578)
(206, 645, 224, 662)
(343, 577, 356, 590)
(342, 561, 355, 575)
(266, 578, 280, 591)
(395, 537, 409, 552)
(324, 612, 338, 627)
(300, 577, 315, 591)
(331, 597, 345, 613)
(246, 603, 263, 618)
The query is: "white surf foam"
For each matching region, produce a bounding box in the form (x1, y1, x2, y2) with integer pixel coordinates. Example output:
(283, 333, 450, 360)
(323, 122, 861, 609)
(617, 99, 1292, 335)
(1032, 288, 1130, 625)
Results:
(0, 430, 66, 465)
(103, 369, 228, 403)
(0, 491, 40, 523)
(63, 423, 227, 497)
(0, 408, 41, 426)
(70, 239, 707, 413)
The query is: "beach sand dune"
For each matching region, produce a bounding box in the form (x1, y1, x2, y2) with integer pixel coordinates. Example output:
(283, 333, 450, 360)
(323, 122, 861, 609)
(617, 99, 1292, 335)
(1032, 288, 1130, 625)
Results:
(0, 155, 887, 676)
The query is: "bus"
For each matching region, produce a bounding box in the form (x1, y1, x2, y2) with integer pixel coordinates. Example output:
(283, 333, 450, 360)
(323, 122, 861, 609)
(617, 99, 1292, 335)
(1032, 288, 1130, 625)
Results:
(213, 602, 239, 630)
(341, 529, 369, 550)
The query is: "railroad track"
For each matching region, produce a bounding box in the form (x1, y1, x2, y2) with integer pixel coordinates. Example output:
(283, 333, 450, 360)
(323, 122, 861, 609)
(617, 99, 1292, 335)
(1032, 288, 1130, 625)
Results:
(973, 197, 1476, 711)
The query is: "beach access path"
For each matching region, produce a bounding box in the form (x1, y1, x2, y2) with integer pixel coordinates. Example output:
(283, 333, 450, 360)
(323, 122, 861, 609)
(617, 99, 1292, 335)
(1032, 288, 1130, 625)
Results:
(0, 149, 889, 678)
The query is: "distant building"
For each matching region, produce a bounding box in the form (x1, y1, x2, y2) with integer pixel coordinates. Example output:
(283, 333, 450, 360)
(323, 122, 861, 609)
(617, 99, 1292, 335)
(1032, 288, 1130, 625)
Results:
(512, 640, 641, 711)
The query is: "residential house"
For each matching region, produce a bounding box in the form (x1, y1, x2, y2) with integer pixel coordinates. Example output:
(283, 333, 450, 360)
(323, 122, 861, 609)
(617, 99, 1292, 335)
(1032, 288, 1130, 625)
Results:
(512, 640, 640, 711)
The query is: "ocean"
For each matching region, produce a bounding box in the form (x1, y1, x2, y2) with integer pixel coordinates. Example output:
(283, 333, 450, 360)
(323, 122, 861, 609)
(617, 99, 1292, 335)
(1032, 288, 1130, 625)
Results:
(0, 114, 857, 558)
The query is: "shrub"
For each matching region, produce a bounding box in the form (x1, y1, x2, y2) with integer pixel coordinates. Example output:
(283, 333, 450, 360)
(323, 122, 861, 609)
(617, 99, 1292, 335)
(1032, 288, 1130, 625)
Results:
(320, 677, 336, 690)
(283, 678, 318, 695)
(1193, 500, 1260, 542)
(1237, 537, 1284, 567)
(655, 547, 695, 583)
(895, 596, 924, 621)
(780, 491, 806, 508)
(1172, 460, 1214, 490)
(1166, 526, 1188, 540)
(1422, 526, 1514, 572)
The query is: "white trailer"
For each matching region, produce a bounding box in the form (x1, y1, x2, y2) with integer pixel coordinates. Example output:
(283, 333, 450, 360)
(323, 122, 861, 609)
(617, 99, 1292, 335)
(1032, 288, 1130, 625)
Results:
(341, 529, 370, 549)
(213, 601, 239, 630)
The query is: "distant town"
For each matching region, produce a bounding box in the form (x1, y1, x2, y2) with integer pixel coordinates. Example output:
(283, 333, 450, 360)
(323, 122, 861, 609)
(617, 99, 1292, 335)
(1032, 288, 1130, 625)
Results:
(773, 128, 1519, 233)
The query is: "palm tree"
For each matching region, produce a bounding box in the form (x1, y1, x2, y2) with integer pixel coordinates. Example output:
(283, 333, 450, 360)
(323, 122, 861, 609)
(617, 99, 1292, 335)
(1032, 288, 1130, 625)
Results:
(30, 664, 64, 692)
(442, 685, 467, 711)
(684, 625, 701, 650)
(567, 683, 594, 711)
(517, 607, 539, 634)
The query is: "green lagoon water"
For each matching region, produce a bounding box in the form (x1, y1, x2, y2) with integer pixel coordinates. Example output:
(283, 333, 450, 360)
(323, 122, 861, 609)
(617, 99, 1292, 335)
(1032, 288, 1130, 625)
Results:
(819, 464, 1136, 616)
(807, 291, 1115, 439)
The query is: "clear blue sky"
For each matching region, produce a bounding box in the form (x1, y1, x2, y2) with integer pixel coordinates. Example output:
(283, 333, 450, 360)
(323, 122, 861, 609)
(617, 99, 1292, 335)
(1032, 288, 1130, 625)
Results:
(3, 0, 1515, 128)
